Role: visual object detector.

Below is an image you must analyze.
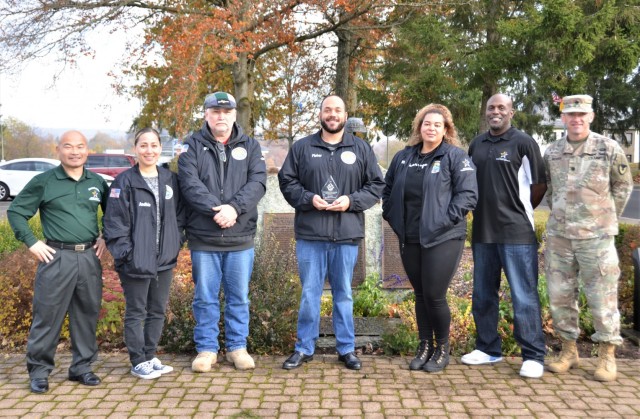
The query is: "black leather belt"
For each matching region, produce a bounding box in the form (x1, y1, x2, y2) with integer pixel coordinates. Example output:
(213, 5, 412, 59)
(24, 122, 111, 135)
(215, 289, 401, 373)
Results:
(46, 240, 96, 251)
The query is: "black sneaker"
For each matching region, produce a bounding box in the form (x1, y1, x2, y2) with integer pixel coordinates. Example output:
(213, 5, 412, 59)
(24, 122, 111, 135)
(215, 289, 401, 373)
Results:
(409, 340, 432, 370)
(424, 342, 450, 373)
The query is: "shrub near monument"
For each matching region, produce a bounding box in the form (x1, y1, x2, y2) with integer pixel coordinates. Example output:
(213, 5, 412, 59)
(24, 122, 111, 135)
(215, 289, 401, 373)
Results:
(0, 216, 638, 358)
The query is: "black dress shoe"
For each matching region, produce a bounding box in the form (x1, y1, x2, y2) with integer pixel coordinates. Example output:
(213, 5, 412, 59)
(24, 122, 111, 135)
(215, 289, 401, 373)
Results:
(69, 372, 101, 386)
(282, 351, 313, 370)
(30, 377, 49, 394)
(338, 352, 362, 370)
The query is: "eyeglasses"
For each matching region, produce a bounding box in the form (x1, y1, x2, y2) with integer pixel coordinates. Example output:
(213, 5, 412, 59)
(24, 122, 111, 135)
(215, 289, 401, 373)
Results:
(216, 142, 226, 163)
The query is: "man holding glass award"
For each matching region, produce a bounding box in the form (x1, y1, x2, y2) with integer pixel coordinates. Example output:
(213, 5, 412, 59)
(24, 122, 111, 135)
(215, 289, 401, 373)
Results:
(278, 95, 385, 371)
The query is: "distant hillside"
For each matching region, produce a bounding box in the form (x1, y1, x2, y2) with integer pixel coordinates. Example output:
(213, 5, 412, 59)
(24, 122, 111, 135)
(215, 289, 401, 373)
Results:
(35, 127, 128, 141)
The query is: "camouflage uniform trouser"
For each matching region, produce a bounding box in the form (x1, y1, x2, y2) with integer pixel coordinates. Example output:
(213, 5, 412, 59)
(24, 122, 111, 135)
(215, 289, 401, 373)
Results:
(545, 235, 622, 345)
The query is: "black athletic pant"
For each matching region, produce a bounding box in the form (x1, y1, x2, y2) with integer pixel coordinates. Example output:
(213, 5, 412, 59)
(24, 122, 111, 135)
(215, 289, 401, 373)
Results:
(120, 269, 173, 367)
(400, 238, 465, 344)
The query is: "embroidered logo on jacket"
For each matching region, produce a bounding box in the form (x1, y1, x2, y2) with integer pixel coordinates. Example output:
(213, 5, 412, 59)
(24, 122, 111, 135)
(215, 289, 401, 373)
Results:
(341, 151, 356, 164)
(461, 159, 475, 171)
(88, 187, 101, 202)
(232, 147, 248, 160)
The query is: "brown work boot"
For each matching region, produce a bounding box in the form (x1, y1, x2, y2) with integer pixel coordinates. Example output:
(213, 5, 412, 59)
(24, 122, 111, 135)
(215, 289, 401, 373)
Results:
(593, 343, 617, 382)
(547, 339, 579, 373)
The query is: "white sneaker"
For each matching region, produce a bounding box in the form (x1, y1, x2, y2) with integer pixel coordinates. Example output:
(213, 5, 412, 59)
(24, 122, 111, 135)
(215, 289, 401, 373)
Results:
(461, 350, 503, 365)
(131, 361, 162, 380)
(520, 360, 544, 378)
(150, 357, 174, 374)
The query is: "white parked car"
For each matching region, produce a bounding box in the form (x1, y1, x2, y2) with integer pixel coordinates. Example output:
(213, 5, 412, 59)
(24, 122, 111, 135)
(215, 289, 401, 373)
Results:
(0, 158, 114, 201)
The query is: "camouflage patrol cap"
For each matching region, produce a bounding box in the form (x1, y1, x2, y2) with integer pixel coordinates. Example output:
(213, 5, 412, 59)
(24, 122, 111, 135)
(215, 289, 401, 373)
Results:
(561, 94, 593, 113)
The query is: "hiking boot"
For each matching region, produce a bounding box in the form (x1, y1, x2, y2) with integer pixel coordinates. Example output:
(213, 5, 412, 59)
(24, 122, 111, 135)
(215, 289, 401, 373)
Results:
(226, 348, 255, 370)
(594, 342, 617, 382)
(409, 340, 433, 371)
(424, 341, 450, 373)
(191, 351, 217, 373)
(547, 339, 579, 373)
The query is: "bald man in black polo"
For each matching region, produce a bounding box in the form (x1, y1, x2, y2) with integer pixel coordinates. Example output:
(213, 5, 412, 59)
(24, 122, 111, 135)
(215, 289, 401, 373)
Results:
(8, 131, 109, 394)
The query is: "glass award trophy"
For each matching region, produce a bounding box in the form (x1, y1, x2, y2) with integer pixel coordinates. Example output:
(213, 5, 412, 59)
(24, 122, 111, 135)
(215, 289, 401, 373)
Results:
(321, 175, 340, 203)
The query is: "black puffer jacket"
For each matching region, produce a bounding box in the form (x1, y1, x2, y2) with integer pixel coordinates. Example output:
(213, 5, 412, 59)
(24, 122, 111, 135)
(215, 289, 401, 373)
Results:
(177, 122, 266, 246)
(104, 165, 185, 278)
(382, 143, 478, 248)
(278, 130, 385, 241)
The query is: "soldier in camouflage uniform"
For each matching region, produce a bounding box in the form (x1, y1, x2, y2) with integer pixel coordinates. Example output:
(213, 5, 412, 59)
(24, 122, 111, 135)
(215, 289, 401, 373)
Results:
(543, 94, 633, 382)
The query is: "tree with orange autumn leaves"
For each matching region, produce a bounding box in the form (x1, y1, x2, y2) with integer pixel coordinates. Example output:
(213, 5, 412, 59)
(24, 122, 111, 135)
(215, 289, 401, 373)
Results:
(0, 0, 395, 137)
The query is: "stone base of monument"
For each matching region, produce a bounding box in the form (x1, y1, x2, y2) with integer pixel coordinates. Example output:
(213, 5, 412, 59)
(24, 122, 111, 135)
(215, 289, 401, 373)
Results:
(316, 316, 402, 349)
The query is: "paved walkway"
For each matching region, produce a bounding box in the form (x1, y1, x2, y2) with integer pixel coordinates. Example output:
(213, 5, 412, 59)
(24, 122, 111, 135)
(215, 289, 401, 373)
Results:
(1, 354, 639, 418)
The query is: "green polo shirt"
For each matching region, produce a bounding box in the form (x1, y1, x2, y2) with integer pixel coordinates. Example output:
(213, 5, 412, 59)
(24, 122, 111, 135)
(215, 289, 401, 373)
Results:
(8, 165, 108, 248)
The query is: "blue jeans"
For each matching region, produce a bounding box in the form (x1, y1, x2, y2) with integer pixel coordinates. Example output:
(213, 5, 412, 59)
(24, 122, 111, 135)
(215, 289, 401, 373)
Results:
(295, 240, 359, 356)
(191, 249, 254, 353)
(471, 243, 546, 363)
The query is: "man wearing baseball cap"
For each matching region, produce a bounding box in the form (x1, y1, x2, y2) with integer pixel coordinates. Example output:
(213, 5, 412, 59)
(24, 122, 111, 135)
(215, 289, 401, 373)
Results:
(543, 94, 632, 381)
(178, 91, 267, 372)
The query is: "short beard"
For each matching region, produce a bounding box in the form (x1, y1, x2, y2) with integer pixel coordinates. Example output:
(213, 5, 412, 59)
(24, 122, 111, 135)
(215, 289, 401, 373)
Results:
(321, 119, 346, 134)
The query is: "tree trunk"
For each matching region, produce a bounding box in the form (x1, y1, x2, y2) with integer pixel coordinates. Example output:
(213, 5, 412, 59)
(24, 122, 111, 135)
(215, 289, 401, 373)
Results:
(335, 26, 353, 112)
(233, 53, 256, 136)
(478, 1, 500, 133)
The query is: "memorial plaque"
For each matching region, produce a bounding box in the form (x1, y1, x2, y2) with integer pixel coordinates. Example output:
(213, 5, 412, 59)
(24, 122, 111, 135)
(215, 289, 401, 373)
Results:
(381, 219, 411, 289)
(263, 213, 366, 288)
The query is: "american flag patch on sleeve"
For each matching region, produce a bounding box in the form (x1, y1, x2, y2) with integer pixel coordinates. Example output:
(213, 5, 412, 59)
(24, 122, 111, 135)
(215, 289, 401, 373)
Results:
(110, 188, 121, 198)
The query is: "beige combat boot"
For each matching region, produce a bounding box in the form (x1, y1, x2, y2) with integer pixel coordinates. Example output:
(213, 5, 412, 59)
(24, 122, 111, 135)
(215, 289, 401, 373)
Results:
(191, 351, 217, 373)
(226, 348, 255, 370)
(593, 343, 617, 382)
(547, 339, 579, 373)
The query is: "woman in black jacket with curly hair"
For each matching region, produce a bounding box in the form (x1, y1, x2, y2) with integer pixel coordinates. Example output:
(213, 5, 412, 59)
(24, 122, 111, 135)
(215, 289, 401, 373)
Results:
(383, 104, 477, 373)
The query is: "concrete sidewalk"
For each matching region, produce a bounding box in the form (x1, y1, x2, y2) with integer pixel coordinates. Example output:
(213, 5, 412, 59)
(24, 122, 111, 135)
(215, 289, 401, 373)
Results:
(1, 354, 639, 418)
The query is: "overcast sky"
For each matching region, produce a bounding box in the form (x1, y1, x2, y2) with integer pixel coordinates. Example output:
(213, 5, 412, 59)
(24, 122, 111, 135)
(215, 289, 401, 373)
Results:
(0, 30, 141, 135)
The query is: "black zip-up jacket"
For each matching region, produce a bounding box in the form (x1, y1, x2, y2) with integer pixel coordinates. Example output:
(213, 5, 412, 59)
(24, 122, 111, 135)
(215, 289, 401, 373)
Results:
(178, 122, 266, 246)
(382, 143, 478, 248)
(278, 130, 385, 242)
(103, 165, 185, 279)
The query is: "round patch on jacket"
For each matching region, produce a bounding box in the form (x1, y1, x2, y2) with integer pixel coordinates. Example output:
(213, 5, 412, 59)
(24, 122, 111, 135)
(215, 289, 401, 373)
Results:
(165, 185, 174, 199)
(232, 147, 248, 160)
(341, 151, 357, 165)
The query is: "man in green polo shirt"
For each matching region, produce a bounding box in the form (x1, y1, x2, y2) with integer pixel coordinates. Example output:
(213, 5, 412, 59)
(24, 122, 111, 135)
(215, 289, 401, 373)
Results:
(8, 130, 109, 394)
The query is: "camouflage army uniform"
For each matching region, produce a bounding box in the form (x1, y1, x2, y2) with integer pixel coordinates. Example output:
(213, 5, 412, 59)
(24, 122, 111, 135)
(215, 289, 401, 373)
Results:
(544, 131, 632, 344)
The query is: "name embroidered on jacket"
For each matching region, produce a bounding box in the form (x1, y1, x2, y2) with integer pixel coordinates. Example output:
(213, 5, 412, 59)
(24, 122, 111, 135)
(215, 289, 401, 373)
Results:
(311, 153, 322, 158)
(139, 202, 152, 207)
